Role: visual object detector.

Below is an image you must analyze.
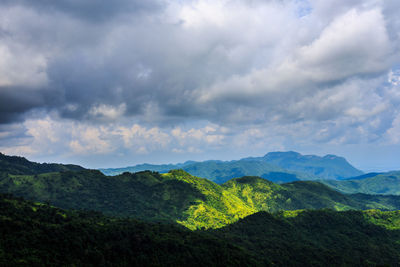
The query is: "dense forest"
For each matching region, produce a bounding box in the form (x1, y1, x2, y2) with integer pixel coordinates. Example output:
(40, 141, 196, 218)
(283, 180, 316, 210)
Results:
(1, 194, 400, 266)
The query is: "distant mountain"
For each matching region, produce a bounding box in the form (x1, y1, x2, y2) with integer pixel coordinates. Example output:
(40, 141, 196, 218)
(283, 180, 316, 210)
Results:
(321, 171, 400, 195)
(259, 151, 364, 179)
(100, 151, 363, 182)
(99, 162, 193, 176)
(1, 153, 399, 229)
(100, 159, 308, 183)
(0, 152, 84, 175)
(2, 193, 400, 266)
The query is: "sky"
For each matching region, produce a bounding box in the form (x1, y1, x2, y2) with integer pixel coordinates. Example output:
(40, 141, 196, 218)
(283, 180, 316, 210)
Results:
(0, 0, 399, 171)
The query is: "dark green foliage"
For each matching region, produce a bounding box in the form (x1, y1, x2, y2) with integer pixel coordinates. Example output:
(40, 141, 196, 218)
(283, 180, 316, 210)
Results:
(0, 170, 208, 223)
(214, 209, 400, 266)
(2, 194, 400, 266)
(321, 171, 400, 195)
(0, 194, 256, 266)
(0, 152, 84, 175)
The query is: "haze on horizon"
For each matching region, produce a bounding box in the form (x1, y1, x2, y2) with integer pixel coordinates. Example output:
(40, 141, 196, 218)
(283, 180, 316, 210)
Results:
(0, 0, 399, 172)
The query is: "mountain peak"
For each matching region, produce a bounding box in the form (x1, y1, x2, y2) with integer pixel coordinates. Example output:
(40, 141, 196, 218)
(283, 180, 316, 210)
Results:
(260, 151, 363, 180)
(263, 151, 301, 159)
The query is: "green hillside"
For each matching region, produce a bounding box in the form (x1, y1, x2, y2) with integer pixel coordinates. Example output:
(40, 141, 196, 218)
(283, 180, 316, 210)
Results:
(2, 166, 400, 230)
(0, 169, 255, 229)
(223, 176, 400, 211)
(0, 153, 84, 175)
(2, 193, 400, 266)
(0, 153, 399, 230)
(321, 171, 400, 195)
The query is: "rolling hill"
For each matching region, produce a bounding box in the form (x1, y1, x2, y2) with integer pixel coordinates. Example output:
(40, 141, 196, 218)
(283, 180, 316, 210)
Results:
(0, 152, 84, 175)
(0, 153, 398, 229)
(321, 171, 400, 195)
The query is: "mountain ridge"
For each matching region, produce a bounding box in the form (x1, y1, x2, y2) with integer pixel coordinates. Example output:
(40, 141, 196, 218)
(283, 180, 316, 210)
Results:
(0, 152, 398, 230)
(0, 152, 85, 175)
(321, 171, 400, 195)
(100, 151, 364, 182)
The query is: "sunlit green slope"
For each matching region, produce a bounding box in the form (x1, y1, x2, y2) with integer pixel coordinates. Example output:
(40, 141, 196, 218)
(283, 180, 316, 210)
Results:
(223, 176, 358, 211)
(0, 169, 255, 229)
(3, 168, 400, 229)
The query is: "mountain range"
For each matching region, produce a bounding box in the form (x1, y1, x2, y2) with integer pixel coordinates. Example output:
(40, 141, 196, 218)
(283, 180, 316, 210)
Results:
(0, 152, 399, 229)
(100, 151, 364, 183)
(2, 152, 400, 265)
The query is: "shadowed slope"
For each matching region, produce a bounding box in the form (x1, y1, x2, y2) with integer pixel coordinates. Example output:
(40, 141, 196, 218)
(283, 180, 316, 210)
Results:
(321, 171, 400, 195)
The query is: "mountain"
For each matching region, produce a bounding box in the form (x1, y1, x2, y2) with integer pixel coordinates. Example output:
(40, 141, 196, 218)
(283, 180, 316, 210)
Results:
(100, 151, 363, 183)
(259, 151, 364, 179)
(1, 153, 399, 229)
(321, 171, 400, 195)
(99, 162, 193, 176)
(100, 159, 306, 183)
(2, 193, 400, 266)
(0, 168, 255, 229)
(0, 152, 84, 175)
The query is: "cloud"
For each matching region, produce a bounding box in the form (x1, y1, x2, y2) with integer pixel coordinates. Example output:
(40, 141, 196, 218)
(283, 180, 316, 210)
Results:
(0, 0, 400, 168)
(89, 103, 127, 121)
(0, 0, 162, 23)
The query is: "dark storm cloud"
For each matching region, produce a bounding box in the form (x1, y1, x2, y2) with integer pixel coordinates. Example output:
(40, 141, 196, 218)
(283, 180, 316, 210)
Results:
(0, 86, 47, 123)
(0, 0, 163, 22)
(0, 0, 399, 133)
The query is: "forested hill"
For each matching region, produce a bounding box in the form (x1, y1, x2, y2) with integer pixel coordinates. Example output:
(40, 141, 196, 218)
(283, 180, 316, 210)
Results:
(0, 193, 255, 266)
(2, 153, 400, 266)
(0, 153, 84, 175)
(1, 155, 400, 229)
(321, 171, 400, 195)
(2, 193, 400, 266)
(100, 151, 364, 183)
